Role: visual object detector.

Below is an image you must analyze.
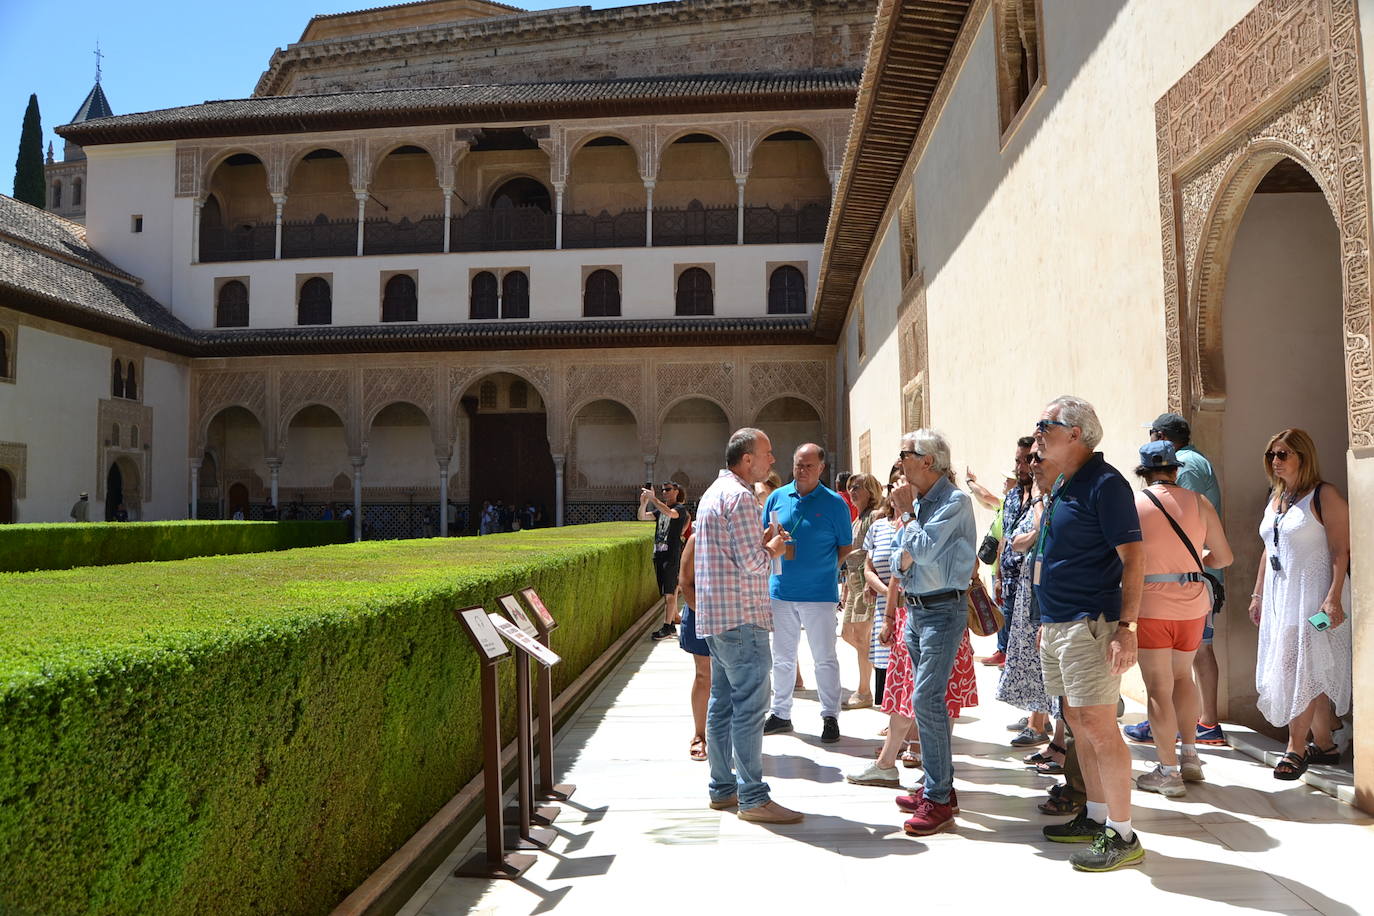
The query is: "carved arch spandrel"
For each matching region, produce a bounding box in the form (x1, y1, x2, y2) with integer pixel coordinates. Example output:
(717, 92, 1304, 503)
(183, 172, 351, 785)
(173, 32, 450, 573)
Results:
(194, 370, 269, 454)
(1156, 0, 1373, 449)
(277, 368, 355, 454)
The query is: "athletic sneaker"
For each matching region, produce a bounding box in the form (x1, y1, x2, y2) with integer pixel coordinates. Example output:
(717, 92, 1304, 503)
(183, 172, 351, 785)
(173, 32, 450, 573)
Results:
(763, 714, 794, 735)
(902, 799, 956, 836)
(1136, 764, 1186, 798)
(1123, 720, 1154, 743)
(846, 762, 901, 787)
(1006, 716, 1030, 732)
(1069, 827, 1145, 872)
(1043, 809, 1103, 844)
(1195, 721, 1228, 745)
(820, 716, 840, 744)
(649, 623, 677, 641)
(895, 785, 960, 814)
(1179, 752, 1205, 783)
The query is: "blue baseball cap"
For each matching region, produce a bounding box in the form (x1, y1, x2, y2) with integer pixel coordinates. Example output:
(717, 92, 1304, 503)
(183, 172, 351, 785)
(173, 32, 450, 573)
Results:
(1139, 440, 1182, 469)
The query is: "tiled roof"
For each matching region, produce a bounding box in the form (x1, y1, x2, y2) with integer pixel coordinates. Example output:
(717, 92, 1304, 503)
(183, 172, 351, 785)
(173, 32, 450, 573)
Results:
(72, 83, 114, 122)
(0, 196, 197, 350)
(57, 71, 861, 145)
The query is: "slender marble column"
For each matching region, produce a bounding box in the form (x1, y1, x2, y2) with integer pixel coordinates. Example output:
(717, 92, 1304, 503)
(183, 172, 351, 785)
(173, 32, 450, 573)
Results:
(354, 190, 368, 257)
(643, 180, 655, 247)
(438, 457, 450, 537)
(736, 177, 747, 245)
(267, 458, 281, 517)
(553, 181, 565, 250)
(191, 198, 203, 265)
(351, 456, 364, 542)
(271, 193, 286, 259)
(553, 454, 565, 527)
(441, 188, 454, 253)
(189, 458, 201, 519)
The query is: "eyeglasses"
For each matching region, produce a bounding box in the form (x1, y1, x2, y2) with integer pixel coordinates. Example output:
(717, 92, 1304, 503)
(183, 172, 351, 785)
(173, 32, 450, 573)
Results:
(846, 482, 865, 491)
(1265, 449, 1293, 462)
(898, 449, 924, 461)
(1035, 419, 1072, 434)
(1030, 454, 1045, 464)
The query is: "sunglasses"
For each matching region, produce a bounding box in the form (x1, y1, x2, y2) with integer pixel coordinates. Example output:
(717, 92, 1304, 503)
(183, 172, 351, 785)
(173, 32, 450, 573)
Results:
(1030, 454, 1046, 464)
(1265, 449, 1294, 462)
(898, 449, 924, 460)
(1035, 419, 1072, 434)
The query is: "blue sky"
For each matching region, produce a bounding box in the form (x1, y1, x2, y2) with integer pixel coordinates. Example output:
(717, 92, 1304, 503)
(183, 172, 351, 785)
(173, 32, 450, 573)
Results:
(2, 0, 623, 196)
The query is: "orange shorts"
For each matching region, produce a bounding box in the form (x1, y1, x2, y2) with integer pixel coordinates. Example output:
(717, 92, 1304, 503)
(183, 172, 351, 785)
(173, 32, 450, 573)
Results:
(1137, 615, 1207, 652)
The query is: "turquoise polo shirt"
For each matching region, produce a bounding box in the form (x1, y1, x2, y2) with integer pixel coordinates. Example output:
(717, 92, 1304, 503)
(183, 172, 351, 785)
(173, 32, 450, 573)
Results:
(762, 482, 854, 603)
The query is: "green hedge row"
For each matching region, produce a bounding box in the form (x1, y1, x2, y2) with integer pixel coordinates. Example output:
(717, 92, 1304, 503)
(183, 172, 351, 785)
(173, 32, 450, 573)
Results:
(0, 522, 658, 916)
(0, 520, 351, 573)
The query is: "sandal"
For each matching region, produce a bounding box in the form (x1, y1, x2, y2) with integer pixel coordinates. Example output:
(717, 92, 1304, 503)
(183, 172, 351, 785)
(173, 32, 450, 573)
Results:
(1037, 786, 1081, 815)
(689, 736, 707, 762)
(1034, 759, 1064, 775)
(899, 743, 922, 768)
(1307, 742, 1342, 766)
(1024, 741, 1067, 766)
(1273, 750, 1308, 780)
(843, 693, 874, 710)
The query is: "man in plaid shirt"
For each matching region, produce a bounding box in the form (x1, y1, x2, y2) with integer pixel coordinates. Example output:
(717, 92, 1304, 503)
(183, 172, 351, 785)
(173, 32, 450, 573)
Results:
(695, 428, 799, 824)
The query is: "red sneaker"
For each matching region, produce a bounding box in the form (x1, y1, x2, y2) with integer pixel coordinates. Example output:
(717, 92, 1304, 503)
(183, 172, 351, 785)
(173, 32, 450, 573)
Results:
(980, 651, 1006, 667)
(902, 798, 956, 836)
(895, 785, 959, 814)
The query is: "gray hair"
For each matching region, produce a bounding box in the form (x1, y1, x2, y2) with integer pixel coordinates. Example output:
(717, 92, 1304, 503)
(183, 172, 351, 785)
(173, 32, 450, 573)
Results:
(727, 427, 765, 467)
(900, 428, 952, 474)
(1047, 395, 1103, 450)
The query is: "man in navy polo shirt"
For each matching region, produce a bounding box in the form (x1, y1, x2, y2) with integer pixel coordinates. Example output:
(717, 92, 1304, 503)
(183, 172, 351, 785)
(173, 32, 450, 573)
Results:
(761, 443, 854, 743)
(1033, 395, 1145, 872)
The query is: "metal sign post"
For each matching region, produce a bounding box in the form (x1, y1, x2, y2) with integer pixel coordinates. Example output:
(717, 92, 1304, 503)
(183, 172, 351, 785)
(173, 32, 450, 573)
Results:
(488, 613, 558, 850)
(497, 594, 562, 827)
(451, 606, 535, 880)
(519, 587, 576, 801)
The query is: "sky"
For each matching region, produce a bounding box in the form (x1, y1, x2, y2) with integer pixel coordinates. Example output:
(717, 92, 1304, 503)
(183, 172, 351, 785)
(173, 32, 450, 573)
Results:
(1, 0, 624, 196)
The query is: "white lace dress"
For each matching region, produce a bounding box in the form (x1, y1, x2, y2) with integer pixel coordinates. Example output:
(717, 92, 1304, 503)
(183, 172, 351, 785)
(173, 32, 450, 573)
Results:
(1256, 490, 1352, 726)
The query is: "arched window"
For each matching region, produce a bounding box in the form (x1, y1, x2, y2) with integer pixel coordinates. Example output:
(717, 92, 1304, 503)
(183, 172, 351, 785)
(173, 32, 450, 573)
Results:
(111, 423, 121, 448)
(298, 277, 332, 325)
(469, 271, 498, 320)
(216, 281, 249, 328)
(381, 274, 417, 322)
(0, 330, 10, 379)
(509, 380, 528, 409)
(125, 363, 138, 401)
(130, 425, 140, 448)
(767, 265, 807, 314)
(51, 181, 62, 208)
(72, 177, 83, 207)
(112, 359, 124, 398)
(479, 380, 498, 409)
(502, 271, 530, 319)
(490, 177, 552, 213)
(583, 269, 620, 317)
(675, 267, 713, 316)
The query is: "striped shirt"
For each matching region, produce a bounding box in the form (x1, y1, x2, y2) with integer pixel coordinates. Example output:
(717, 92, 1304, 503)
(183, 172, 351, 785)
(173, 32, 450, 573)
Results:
(693, 468, 773, 637)
(865, 517, 901, 668)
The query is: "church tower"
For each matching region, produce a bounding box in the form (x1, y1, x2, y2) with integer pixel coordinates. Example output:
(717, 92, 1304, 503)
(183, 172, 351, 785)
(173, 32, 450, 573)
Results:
(44, 74, 114, 225)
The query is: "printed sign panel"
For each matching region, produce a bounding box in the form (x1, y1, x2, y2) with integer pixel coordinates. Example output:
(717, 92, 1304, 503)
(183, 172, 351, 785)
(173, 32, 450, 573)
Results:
(498, 594, 539, 636)
(488, 613, 562, 667)
(520, 587, 556, 630)
(458, 607, 509, 660)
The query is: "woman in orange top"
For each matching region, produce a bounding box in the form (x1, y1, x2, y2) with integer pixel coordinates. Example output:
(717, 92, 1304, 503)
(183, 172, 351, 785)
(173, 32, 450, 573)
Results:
(1131, 440, 1233, 798)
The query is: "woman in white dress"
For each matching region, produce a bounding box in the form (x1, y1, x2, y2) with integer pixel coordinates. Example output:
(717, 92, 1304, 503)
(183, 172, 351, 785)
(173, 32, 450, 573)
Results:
(1249, 428, 1352, 780)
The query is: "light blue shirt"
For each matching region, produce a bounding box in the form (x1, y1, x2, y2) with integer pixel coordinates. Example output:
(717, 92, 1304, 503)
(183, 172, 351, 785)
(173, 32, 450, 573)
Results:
(1176, 444, 1224, 584)
(895, 475, 977, 596)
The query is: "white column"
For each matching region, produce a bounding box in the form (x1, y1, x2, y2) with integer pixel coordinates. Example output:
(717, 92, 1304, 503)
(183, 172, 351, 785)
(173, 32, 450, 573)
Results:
(191, 198, 203, 265)
(351, 456, 364, 542)
(271, 193, 286, 260)
(830, 168, 841, 203)
(267, 458, 281, 516)
(441, 188, 454, 253)
(644, 455, 656, 487)
(643, 179, 655, 247)
(438, 457, 450, 537)
(354, 190, 368, 257)
(735, 176, 747, 245)
(553, 454, 565, 527)
(553, 181, 565, 250)
(188, 458, 201, 519)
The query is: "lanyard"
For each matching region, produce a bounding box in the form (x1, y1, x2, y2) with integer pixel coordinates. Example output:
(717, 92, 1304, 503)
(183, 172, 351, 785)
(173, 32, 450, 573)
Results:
(1031, 474, 1067, 564)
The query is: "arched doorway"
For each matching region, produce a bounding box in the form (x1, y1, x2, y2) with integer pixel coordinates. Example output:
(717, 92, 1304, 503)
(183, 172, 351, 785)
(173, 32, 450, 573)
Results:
(658, 398, 730, 501)
(367, 401, 436, 538)
(754, 397, 825, 484)
(460, 372, 554, 532)
(227, 482, 250, 520)
(0, 469, 13, 524)
(1202, 155, 1347, 731)
(205, 406, 266, 519)
(745, 130, 831, 243)
(104, 457, 141, 521)
(199, 452, 220, 519)
(280, 404, 350, 522)
(201, 154, 273, 261)
(105, 463, 122, 521)
(568, 399, 641, 523)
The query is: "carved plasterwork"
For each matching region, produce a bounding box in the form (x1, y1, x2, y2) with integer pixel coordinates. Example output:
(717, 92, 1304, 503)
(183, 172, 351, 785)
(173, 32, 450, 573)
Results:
(278, 368, 352, 446)
(195, 370, 268, 448)
(0, 441, 26, 498)
(362, 366, 436, 431)
(656, 362, 735, 423)
(176, 147, 201, 198)
(1156, 0, 1373, 449)
(96, 398, 154, 501)
(748, 360, 827, 420)
(566, 363, 645, 425)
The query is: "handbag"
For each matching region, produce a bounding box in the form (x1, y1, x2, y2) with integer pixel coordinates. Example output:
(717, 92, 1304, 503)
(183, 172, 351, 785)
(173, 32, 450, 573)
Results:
(966, 576, 1004, 637)
(1141, 489, 1225, 614)
(976, 533, 1000, 566)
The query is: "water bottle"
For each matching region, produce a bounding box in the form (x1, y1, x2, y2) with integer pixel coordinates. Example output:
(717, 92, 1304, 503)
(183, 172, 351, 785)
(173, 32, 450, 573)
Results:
(770, 510, 783, 576)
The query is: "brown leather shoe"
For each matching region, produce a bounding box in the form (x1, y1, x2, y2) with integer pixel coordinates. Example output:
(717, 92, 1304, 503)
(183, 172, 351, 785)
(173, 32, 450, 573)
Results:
(708, 795, 738, 810)
(738, 800, 805, 824)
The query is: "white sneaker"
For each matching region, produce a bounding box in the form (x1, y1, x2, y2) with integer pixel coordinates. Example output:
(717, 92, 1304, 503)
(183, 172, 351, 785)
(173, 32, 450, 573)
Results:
(846, 761, 901, 787)
(1136, 764, 1186, 798)
(1179, 752, 1205, 783)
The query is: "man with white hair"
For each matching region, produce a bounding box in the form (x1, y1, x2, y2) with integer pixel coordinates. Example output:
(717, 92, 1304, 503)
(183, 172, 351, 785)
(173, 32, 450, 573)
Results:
(886, 429, 977, 836)
(1033, 395, 1146, 871)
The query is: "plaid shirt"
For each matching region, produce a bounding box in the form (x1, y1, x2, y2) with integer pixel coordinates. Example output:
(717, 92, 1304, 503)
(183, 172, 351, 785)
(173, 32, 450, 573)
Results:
(693, 469, 773, 637)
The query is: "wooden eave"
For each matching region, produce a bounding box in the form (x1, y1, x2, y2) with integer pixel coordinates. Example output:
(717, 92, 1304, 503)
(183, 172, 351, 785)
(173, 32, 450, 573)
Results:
(810, 0, 974, 342)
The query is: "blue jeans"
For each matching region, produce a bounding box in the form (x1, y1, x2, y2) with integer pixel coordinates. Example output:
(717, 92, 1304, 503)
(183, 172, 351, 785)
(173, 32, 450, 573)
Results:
(704, 624, 773, 810)
(996, 578, 1017, 653)
(904, 591, 966, 805)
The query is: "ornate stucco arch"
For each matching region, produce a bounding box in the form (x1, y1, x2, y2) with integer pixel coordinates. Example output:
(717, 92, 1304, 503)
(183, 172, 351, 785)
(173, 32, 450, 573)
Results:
(368, 139, 444, 187)
(284, 144, 359, 193)
(566, 130, 645, 174)
(743, 125, 829, 176)
(201, 146, 275, 194)
(655, 125, 742, 178)
(655, 393, 735, 452)
(449, 364, 557, 450)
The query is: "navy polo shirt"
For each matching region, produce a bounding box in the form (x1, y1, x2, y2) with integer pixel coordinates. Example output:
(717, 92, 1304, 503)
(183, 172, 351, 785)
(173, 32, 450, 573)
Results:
(1033, 453, 1142, 623)
(762, 482, 854, 603)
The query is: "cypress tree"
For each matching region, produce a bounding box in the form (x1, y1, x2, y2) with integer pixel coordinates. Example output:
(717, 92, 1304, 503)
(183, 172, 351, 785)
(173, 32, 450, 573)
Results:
(13, 94, 45, 207)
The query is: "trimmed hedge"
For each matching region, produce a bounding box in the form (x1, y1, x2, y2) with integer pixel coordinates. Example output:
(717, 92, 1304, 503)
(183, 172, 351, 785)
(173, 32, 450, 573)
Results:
(0, 523, 657, 916)
(0, 521, 350, 573)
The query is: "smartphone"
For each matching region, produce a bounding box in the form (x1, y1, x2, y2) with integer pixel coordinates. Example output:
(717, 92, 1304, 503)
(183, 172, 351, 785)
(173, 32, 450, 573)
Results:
(1308, 611, 1331, 631)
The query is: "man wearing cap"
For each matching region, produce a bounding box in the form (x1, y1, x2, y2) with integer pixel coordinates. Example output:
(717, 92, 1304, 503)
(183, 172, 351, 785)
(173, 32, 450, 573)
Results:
(70, 492, 89, 522)
(1125, 413, 1228, 748)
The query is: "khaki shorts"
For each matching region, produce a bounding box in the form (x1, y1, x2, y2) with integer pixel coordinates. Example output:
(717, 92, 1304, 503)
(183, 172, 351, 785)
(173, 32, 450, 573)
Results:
(1039, 616, 1121, 709)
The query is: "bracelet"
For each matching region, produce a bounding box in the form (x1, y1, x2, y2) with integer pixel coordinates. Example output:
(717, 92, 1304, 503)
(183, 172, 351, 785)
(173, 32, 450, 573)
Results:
(1251, 593, 1261, 599)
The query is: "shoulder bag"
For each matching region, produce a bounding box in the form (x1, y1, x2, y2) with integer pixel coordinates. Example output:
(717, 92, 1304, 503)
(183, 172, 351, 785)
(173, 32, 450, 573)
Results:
(1141, 489, 1225, 614)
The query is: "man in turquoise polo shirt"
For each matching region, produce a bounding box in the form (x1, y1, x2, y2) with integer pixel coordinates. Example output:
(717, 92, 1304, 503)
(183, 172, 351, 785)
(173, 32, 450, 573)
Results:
(761, 443, 854, 743)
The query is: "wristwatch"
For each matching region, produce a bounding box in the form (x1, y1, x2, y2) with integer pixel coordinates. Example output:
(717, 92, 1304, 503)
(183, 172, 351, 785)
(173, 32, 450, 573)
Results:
(1117, 620, 1138, 633)
(901, 511, 915, 523)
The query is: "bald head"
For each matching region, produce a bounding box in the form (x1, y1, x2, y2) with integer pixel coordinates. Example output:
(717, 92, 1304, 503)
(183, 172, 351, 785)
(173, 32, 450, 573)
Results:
(792, 442, 826, 495)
